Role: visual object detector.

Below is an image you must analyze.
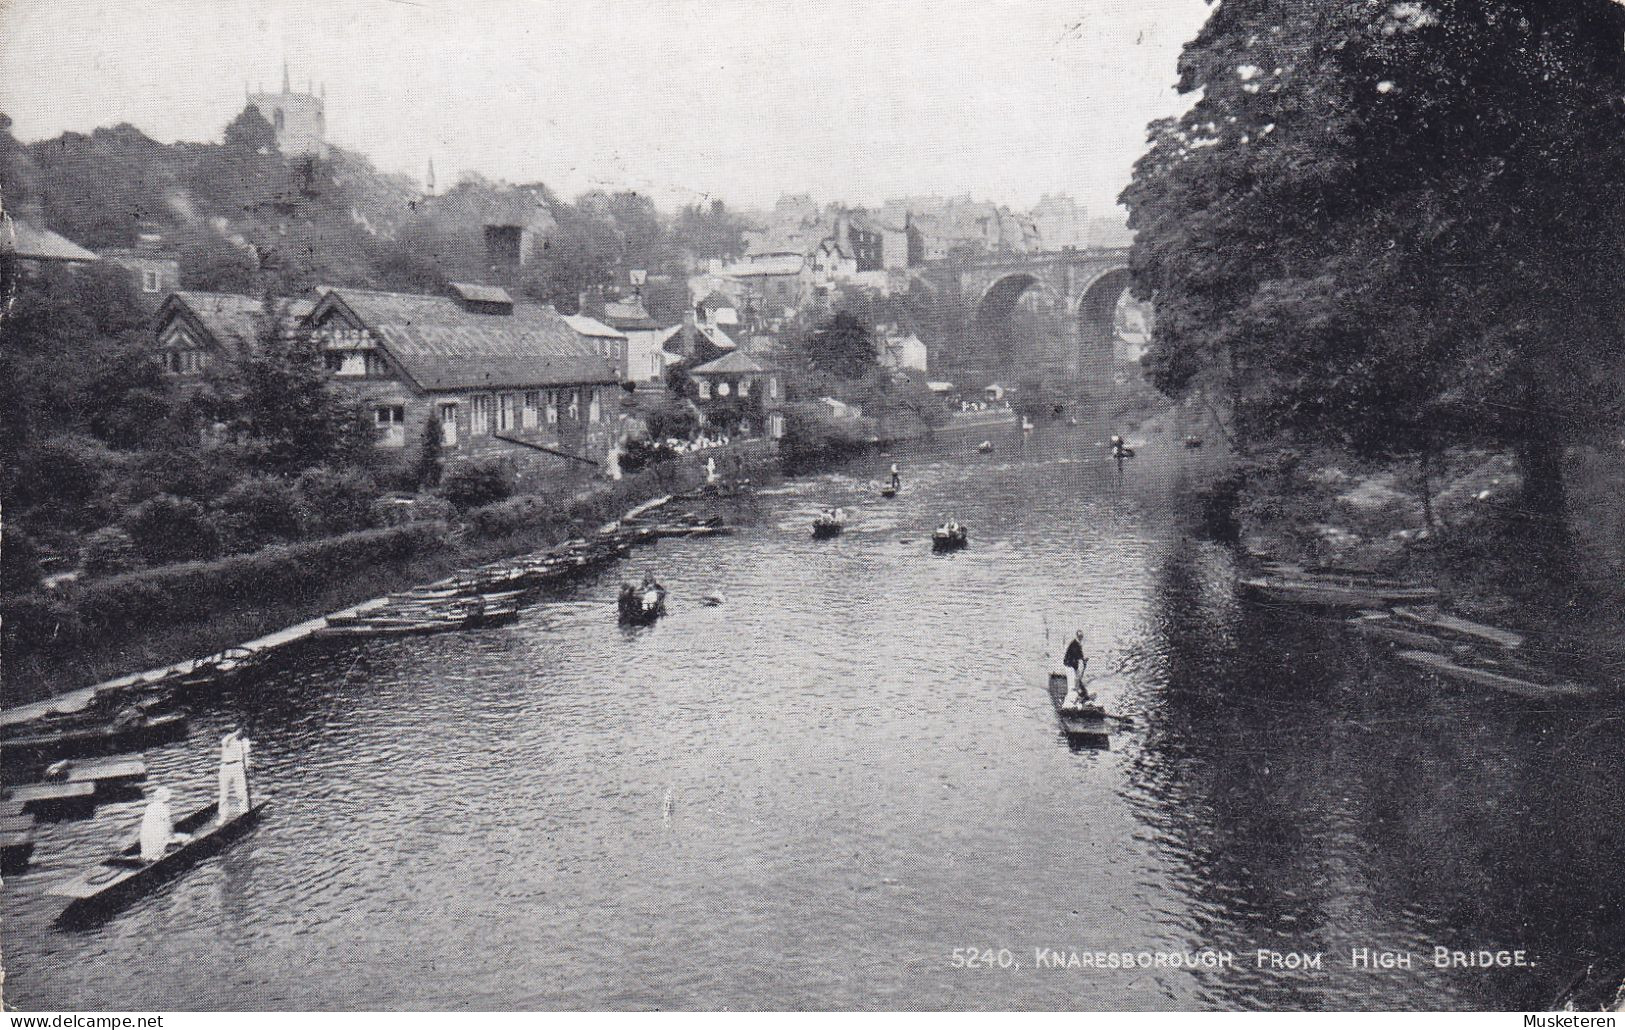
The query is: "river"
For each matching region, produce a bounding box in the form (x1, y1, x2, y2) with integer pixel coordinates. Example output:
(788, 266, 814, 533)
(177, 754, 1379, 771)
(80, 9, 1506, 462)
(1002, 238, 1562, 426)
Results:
(7, 422, 1625, 1011)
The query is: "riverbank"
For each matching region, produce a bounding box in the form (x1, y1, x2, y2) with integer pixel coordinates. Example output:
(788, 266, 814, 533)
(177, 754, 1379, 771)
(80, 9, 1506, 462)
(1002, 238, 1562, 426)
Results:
(1216, 442, 1625, 684)
(1, 443, 777, 706)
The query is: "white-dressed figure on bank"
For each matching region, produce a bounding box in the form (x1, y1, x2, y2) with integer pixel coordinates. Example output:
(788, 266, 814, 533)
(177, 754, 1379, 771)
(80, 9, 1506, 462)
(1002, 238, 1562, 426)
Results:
(218, 730, 252, 824)
(139, 785, 176, 862)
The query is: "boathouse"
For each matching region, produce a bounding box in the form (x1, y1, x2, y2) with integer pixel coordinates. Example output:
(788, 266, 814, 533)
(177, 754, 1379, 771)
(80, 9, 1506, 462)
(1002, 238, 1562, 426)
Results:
(304, 283, 622, 466)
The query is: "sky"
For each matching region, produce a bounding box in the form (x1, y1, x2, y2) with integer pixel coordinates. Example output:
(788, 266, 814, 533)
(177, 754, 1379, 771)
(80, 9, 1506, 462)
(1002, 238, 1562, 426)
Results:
(0, 0, 1211, 217)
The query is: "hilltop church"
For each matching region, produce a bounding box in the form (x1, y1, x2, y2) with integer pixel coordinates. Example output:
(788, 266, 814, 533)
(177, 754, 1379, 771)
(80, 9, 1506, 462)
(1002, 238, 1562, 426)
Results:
(246, 62, 327, 157)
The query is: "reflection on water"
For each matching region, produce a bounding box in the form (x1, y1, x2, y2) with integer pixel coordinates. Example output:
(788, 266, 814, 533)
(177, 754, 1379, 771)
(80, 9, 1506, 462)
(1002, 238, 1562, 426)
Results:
(6, 424, 1625, 1010)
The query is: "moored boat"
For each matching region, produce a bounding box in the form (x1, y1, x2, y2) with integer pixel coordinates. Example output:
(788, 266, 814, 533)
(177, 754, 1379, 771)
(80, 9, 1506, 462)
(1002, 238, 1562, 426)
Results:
(1, 713, 188, 778)
(1238, 574, 1439, 608)
(2, 828, 36, 874)
(1393, 648, 1594, 699)
(1391, 605, 1524, 649)
(49, 798, 269, 924)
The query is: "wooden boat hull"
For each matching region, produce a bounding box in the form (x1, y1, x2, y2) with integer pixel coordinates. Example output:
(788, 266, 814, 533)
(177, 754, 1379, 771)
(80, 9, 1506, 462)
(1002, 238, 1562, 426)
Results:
(618, 589, 667, 625)
(1393, 649, 1593, 699)
(1, 714, 188, 780)
(1348, 612, 1452, 651)
(2, 831, 36, 874)
(1239, 577, 1439, 608)
(1046, 673, 1111, 747)
(880, 486, 897, 498)
(1390, 606, 1524, 649)
(932, 531, 968, 552)
(812, 522, 844, 538)
(51, 799, 269, 924)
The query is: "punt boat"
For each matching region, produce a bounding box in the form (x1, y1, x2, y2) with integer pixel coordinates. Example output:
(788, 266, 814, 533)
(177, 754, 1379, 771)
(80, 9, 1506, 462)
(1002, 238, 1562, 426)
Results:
(7, 780, 97, 817)
(1238, 574, 1439, 608)
(1, 713, 188, 775)
(2, 828, 35, 874)
(1390, 606, 1524, 650)
(1044, 672, 1125, 748)
(1393, 649, 1594, 700)
(49, 798, 269, 924)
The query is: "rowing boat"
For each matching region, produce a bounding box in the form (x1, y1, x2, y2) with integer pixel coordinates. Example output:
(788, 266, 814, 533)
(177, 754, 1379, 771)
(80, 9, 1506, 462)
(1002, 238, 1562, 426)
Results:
(932, 526, 969, 552)
(49, 799, 269, 923)
(1393, 649, 1594, 699)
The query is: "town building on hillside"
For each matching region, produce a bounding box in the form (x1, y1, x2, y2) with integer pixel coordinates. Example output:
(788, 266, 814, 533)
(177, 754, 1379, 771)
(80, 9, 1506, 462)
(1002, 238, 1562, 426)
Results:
(246, 62, 328, 157)
(723, 255, 806, 317)
(687, 349, 784, 440)
(101, 228, 181, 309)
(596, 294, 683, 384)
(562, 313, 629, 381)
(1031, 193, 1087, 252)
(695, 290, 739, 327)
(626, 324, 684, 385)
(878, 331, 929, 374)
(304, 283, 621, 465)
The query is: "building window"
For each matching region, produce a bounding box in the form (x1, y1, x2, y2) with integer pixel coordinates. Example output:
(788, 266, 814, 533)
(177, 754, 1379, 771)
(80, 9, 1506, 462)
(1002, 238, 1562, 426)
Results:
(374, 405, 406, 447)
(471, 394, 493, 436)
(698, 380, 711, 399)
(141, 269, 162, 293)
(566, 391, 580, 421)
(769, 376, 779, 400)
(589, 388, 601, 423)
(738, 378, 750, 397)
(498, 392, 514, 431)
(545, 390, 559, 425)
(522, 391, 539, 429)
(365, 352, 389, 376)
(439, 403, 458, 447)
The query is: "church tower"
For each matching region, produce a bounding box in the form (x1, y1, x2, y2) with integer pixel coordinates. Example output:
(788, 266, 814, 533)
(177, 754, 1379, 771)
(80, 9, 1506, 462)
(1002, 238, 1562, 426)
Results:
(246, 60, 328, 157)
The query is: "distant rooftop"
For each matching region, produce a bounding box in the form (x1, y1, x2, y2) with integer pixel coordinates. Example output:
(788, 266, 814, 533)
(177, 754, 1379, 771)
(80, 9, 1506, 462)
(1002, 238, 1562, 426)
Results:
(4, 219, 99, 263)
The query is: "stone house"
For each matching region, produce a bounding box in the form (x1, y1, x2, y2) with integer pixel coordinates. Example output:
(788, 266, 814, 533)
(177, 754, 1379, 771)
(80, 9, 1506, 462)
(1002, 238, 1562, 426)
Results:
(304, 283, 621, 466)
(687, 350, 784, 440)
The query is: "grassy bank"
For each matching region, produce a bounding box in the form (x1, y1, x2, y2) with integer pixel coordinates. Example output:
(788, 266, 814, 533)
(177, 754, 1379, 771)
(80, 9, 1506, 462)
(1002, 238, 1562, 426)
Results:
(1, 447, 773, 705)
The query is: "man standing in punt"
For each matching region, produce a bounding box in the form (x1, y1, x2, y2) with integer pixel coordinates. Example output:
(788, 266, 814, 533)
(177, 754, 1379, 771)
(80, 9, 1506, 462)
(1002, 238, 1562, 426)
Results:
(218, 729, 252, 824)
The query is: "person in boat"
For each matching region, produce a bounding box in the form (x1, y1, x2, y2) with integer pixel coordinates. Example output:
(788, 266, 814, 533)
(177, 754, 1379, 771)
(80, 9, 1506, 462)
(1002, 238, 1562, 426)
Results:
(889, 464, 901, 491)
(1061, 631, 1091, 710)
(138, 785, 189, 861)
(640, 571, 664, 610)
(833, 507, 845, 524)
(218, 730, 252, 824)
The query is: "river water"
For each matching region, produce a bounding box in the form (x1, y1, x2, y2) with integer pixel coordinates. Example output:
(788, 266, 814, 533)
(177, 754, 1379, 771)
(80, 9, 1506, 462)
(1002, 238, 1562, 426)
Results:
(7, 423, 1625, 1011)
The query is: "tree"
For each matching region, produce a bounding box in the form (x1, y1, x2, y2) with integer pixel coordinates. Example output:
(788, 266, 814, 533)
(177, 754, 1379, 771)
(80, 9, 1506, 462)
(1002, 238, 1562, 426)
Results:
(1121, 0, 1625, 530)
(223, 106, 278, 154)
(413, 417, 445, 490)
(804, 311, 878, 381)
(232, 304, 376, 474)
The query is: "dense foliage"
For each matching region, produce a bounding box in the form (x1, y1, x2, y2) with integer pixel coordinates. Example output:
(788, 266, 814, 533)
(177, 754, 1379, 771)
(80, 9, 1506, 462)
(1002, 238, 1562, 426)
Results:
(1121, 0, 1625, 524)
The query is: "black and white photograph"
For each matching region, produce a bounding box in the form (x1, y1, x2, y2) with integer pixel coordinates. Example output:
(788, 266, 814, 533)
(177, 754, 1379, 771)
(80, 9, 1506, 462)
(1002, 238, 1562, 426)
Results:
(3, 0, 1625, 1016)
